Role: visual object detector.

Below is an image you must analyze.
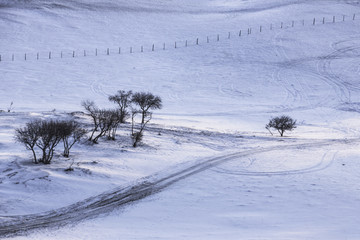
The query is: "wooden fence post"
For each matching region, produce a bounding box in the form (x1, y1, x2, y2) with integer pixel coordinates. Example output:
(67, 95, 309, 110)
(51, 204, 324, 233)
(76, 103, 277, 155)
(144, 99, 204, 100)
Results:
(292, 21, 294, 27)
(196, 38, 199, 45)
(0, 55, 1, 62)
(239, 30, 241, 36)
(84, 50, 86, 57)
(152, 44, 154, 51)
(353, 14, 356, 20)
(37, 53, 39, 60)
(313, 18, 316, 25)
(333, 16, 335, 23)
(141, 46, 143, 52)
(185, 40, 187, 47)
(96, 48, 98, 56)
(107, 48, 109, 55)
(61, 51, 63, 58)
(323, 17, 325, 24)
(281, 22, 283, 28)
(130, 47, 132, 53)
(343, 15, 345, 21)
(118, 47, 121, 54)
(217, 34, 219, 41)
(175, 41, 177, 48)
(73, 51, 75, 57)
(163, 43, 165, 50)
(12, 54, 14, 61)
(25, 53, 26, 61)
(260, 26, 262, 32)
(207, 36, 209, 43)
(49, 52, 51, 59)
(270, 24, 272, 30)
(228, 32, 231, 39)
(302, 19, 305, 26)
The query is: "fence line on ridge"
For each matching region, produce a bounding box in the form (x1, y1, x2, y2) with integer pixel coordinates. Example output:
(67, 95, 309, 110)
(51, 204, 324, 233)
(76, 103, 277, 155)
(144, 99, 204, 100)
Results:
(0, 13, 359, 63)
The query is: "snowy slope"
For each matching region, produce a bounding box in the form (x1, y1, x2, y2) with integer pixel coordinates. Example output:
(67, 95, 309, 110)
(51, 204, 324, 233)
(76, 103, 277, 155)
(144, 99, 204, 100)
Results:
(1, 0, 360, 239)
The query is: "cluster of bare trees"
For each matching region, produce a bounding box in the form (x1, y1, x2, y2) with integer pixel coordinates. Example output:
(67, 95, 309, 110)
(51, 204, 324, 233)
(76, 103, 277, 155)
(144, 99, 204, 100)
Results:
(14, 90, 162, 165)
(15, 119, 86, 164)
(82, 100, 122, 143)
(83, 90, 162, 147)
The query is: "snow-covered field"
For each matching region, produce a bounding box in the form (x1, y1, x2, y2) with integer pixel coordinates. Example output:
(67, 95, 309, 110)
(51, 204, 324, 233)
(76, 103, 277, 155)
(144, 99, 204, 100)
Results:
(1, 0, 360, 239)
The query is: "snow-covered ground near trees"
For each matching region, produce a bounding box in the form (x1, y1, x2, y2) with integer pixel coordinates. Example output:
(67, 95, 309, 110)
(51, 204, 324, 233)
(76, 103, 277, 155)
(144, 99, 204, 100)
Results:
(1, 0, 360, 239)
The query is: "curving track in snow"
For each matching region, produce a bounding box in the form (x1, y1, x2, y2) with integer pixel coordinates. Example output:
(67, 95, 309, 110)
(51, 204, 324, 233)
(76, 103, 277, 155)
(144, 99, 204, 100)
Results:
(0, 138, 355, 238)
(212, 150, 337, 176)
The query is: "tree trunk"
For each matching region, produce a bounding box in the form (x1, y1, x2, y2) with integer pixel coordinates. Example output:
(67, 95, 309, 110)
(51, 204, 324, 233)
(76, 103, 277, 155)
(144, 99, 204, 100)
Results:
(40, 148, 46, 163)
(63, 140, 69, 157)
(141, 111, 145, 124)
(89, 128, 96, 141)
(31, 148, 38, 164)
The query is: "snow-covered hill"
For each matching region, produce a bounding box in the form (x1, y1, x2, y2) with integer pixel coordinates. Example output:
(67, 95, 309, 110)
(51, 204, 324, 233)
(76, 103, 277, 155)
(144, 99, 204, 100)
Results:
(1, 0, 360, 239)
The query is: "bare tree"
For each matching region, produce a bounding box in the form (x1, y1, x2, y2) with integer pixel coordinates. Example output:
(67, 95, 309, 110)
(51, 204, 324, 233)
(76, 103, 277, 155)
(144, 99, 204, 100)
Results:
(61, 121, 87, 157)
(131, 110, 152, 147)
(108, 90, 132, 123)
(15, 121, 41, 163)
(131, 92, 162, 124)
(266, 115, 297, 137)
(106, 110, 122, 140)
(91, 109, 121, 143)
(82, 100, 123, 143)
(81, 100, 99, 141)
(35, 120, 64, 164)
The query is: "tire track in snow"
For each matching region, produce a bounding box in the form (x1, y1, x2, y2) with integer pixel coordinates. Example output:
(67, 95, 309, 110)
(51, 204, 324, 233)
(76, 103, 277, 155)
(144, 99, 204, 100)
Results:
(272, 32, 306, 108)
(316, 45, 360, 103)
(270, 31, 360, 115)
(212, 150, 337, 176)
(328, 40, 360, 92)
(90, 78, 109, 98)
(271, 32, 338, 111)
(0, 138, 355, 238)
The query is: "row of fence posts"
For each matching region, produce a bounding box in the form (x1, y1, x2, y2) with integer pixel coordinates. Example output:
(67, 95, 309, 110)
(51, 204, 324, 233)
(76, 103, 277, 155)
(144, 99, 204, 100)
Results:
(0, 13, 357, 63)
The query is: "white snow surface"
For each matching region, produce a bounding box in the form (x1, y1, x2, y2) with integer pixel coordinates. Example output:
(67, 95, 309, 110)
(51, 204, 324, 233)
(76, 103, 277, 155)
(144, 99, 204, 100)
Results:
(1, 0, 360, 239)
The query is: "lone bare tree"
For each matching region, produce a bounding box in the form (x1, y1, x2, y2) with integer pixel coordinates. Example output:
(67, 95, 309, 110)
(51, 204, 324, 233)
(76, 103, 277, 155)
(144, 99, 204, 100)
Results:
(108, 90, 132, 123)
(266, 115, 297, 137)
(131, 92, 162, 124)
